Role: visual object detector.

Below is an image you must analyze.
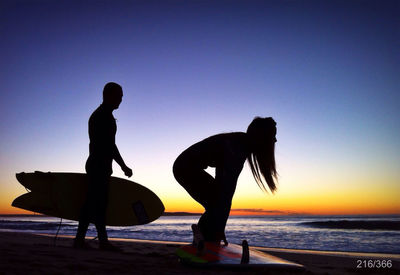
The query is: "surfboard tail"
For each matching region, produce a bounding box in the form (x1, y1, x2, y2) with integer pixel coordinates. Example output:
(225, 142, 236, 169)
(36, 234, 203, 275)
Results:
(12, 192, 55, 216)
(15, 172, 25, 186)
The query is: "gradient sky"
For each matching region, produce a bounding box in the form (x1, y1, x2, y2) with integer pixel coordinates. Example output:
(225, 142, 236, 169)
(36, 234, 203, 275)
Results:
(1, 0, 399, 215)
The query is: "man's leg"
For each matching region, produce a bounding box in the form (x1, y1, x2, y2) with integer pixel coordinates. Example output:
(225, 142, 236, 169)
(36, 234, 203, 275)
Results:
(92, 174, 109, 243)
(75, 212, 90, 243)
(74, 175, 95, 248)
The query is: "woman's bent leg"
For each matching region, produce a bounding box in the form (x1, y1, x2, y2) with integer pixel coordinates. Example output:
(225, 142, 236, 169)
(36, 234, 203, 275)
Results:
(173, 160, 219, 241)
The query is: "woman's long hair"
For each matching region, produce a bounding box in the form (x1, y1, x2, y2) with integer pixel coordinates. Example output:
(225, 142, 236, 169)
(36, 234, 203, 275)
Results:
(246, 117, 278, 193)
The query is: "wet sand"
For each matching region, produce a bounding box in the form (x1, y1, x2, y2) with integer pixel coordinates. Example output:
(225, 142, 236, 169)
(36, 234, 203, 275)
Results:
(0, 232, 399, 274)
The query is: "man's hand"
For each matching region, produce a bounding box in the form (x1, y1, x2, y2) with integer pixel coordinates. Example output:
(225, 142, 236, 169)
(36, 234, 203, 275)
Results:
(122, 165, 133, 178)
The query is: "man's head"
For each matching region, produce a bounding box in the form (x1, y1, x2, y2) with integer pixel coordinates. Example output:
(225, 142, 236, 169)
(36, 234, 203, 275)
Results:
(103, 82, 123, 110)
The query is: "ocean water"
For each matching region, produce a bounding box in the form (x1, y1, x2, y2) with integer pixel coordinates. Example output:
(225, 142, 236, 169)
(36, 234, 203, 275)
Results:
(0, 215, 399, 254)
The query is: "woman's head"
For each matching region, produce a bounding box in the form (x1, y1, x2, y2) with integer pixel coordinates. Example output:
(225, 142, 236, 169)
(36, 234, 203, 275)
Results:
(246, 117, 278, 193)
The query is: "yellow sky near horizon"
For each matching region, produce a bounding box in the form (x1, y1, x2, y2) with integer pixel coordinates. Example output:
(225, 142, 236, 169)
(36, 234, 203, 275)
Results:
(1, 166, 399, 216)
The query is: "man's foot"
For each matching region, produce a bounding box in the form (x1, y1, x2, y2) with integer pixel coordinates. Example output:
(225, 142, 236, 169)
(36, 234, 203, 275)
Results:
(99, 241, 122, 252)
(241, 240, 249, 264)
(73, 238, 91, 250)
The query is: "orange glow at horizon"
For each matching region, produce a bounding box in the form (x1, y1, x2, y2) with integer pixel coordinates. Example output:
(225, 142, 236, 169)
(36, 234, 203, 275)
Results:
(1, 180, 399, 216)
(1, 200, 400, 216)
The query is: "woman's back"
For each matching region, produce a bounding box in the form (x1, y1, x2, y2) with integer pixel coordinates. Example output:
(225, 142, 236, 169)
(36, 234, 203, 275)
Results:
(176, 132, 249, 169)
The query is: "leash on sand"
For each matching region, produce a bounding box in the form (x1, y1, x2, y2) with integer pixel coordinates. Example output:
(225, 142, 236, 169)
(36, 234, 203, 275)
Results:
(22, 187, 95, 247)
(53, 218, 63, 246)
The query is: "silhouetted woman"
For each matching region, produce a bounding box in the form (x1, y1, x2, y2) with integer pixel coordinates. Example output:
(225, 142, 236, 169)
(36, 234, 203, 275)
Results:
(173, 117, 277, 245)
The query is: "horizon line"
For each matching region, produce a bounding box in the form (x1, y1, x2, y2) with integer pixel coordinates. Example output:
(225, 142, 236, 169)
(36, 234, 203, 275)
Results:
(1, 212, 399, 217)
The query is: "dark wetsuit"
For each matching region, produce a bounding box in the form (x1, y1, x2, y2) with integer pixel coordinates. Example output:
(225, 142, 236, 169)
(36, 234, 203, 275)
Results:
(76, 104, 116, 242)
(173, 132, 249, 241)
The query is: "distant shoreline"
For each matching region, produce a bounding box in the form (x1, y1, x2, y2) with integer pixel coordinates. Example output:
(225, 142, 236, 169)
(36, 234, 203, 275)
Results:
(162, 212, 201, 216)
(1, 213, 399, 217)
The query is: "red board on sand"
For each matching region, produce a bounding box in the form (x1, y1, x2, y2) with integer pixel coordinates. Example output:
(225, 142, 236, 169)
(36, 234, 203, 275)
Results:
(176, 241, 304, 270)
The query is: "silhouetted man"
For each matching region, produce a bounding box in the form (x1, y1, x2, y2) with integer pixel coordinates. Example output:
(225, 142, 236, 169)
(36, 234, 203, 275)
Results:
(74, 82, 132, 250)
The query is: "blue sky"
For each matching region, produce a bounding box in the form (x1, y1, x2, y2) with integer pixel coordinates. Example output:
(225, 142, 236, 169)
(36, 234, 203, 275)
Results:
(1, 0, 399, 214)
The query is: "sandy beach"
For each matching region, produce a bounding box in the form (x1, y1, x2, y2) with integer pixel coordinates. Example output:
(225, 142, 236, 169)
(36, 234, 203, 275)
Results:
(0, 232, 399, 274)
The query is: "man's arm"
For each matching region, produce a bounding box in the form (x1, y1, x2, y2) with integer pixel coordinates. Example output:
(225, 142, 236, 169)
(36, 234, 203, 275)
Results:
(113, 145, 133, 177)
